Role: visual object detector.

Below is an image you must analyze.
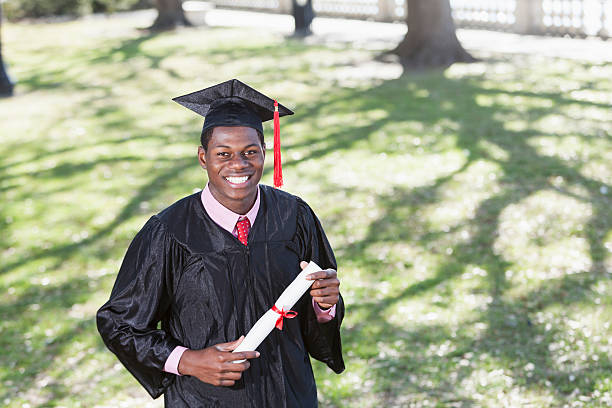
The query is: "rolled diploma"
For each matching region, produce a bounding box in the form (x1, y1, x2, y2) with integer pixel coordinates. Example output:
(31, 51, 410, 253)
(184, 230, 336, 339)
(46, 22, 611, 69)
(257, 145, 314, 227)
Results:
(232, 261, 322, 358)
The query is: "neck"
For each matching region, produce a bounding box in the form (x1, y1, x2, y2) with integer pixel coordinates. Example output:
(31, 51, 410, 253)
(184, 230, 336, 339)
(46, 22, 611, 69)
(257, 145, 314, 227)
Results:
(209, 188, 257, 215)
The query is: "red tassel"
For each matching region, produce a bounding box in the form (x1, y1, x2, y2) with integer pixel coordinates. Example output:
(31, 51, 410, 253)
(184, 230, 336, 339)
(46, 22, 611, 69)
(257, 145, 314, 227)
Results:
(273, 100, 283, 188)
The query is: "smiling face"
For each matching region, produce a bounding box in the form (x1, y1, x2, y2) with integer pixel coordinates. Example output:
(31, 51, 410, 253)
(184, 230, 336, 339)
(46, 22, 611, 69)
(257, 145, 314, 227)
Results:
(198, 126, 266, 214)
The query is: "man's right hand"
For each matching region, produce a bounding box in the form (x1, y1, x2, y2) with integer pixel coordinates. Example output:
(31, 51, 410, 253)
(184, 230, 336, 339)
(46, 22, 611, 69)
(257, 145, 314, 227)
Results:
(177, 336, 260, 387)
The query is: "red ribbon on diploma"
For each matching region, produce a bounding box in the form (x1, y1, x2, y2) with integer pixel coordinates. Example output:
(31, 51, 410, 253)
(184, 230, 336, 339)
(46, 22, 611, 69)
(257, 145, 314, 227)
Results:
(271, 305, 297, 330)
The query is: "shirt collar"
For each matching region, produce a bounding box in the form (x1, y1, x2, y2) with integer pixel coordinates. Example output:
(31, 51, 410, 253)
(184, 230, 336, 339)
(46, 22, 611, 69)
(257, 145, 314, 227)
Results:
(201, 183, 260, 234)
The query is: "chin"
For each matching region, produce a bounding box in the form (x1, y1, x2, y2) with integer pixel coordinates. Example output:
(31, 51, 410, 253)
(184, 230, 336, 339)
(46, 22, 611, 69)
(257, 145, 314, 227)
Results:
(225, 184, 258, 200)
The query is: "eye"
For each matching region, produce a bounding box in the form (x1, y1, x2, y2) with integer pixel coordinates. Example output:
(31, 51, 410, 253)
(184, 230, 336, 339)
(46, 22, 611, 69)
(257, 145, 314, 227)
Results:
(217, 152, 230, 158)
(242, 150, 257, 158)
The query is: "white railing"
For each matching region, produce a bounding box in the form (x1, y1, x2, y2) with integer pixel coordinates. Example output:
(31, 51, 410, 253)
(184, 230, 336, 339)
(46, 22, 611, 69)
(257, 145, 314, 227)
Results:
(211, 0, 279, 10)
(451, 0, 612, 38)
(205, 0, 612, 38)
(451, 0, 517, 29)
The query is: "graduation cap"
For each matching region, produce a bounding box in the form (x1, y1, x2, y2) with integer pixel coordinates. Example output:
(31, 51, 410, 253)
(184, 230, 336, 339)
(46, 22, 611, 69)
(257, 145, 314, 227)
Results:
(173, 79, 294, 188)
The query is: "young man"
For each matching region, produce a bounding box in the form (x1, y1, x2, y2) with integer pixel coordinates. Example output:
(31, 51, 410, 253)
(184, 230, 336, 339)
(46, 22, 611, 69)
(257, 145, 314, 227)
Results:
(97, 79, 344, 407)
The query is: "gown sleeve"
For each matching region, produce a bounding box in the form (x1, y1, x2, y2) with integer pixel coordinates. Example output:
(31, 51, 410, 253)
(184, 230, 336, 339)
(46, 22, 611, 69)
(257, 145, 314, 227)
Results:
(96, 216, 184, 398)
(294, 198, 345, 374)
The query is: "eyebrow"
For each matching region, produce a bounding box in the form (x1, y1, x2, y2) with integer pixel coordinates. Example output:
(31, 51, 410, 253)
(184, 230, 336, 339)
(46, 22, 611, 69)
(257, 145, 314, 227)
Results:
(213, 144, 260, 149)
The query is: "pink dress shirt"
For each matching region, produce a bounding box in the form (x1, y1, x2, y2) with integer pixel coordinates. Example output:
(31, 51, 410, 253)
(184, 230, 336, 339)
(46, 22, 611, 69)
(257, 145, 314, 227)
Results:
(164, 184, 336, 375)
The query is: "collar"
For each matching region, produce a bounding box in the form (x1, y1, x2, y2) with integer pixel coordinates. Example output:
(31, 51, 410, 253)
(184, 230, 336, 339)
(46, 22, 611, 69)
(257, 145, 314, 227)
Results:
(201, 183, 260, 234)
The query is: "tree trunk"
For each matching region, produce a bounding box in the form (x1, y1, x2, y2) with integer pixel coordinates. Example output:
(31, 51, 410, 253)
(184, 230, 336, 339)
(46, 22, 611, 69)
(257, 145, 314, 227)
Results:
(392, 0, 475, 69)
(0, 4, 14, 97)
(151, 0, 191, 31)
(292, 0, 314, 37)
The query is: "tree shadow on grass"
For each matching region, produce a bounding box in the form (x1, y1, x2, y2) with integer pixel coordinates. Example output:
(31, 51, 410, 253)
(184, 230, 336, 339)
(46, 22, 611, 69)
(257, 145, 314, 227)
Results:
(14, 27, 330, 97)
(302, 68, 610, 405)
(0, 153, 194, 277)
(0, 276, 97, 402)
(0, 150, 197, 403)
(15, 31, 181, 92)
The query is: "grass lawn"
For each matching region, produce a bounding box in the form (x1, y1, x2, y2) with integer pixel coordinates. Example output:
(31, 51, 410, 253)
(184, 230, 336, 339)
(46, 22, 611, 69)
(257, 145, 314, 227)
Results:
(1, 11, 611, 408)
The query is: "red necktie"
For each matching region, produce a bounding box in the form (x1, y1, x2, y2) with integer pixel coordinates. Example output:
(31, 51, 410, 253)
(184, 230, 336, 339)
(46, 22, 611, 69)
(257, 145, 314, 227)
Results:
(236, 217, 250, 246)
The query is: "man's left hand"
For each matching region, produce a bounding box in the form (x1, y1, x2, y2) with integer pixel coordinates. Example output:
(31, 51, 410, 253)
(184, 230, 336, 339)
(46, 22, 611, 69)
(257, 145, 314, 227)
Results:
(302, 261, 340, 309)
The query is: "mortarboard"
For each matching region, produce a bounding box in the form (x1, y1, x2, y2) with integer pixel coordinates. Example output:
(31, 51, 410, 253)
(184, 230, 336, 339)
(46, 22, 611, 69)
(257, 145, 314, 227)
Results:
(173, 79, 294, 188)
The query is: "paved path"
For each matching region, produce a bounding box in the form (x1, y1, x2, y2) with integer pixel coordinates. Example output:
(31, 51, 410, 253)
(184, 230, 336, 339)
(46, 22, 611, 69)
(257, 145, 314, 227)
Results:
(198, 8, 612, 63)
(98, 8, 611, 63)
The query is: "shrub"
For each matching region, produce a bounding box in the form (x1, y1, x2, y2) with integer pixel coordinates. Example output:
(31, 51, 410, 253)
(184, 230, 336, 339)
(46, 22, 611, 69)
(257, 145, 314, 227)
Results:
(2, 0, 150, 21)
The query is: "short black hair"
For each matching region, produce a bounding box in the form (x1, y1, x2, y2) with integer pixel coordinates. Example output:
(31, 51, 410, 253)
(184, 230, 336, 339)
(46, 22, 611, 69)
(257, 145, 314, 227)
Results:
(200, 127, 265, 151)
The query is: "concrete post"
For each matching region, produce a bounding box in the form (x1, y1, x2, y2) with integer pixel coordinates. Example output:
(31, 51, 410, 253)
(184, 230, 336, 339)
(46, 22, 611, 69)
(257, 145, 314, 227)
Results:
(278, 0, 292, 14)
(515, 0, 542, 34)
(378, 0, 393, 22)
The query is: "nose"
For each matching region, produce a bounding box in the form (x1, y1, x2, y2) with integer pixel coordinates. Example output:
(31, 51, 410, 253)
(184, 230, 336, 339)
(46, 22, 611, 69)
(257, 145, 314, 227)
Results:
(228, 154, 249, 169)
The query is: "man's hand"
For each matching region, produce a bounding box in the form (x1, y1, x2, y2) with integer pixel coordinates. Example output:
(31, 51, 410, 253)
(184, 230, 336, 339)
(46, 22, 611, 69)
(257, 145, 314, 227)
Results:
(302, 261, 340, 309)
(177, 336, 259, 387)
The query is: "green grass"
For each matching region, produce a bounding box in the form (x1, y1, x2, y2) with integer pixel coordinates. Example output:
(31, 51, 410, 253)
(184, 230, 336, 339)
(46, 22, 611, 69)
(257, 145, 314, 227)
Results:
(1, 12, 612, 408)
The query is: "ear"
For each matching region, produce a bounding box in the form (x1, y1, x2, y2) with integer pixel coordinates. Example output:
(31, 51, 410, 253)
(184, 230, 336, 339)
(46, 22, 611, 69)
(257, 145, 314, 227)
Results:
(262, 142, 266, 159)
(197, 146, 207, 170)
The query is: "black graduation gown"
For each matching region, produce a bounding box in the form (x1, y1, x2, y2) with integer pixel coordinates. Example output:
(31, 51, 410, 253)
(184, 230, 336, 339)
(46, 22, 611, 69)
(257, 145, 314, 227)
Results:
(96, 185, 345, 407)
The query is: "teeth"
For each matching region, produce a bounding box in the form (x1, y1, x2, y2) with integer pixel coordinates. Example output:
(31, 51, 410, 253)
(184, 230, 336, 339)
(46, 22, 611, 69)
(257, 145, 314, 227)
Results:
(225, 176, 249, 184)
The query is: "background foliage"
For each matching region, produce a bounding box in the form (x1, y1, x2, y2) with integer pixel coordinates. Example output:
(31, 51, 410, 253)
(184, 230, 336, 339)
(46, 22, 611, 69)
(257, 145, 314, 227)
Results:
(1, 10, 611, 408)
(2, 0, 148, 20)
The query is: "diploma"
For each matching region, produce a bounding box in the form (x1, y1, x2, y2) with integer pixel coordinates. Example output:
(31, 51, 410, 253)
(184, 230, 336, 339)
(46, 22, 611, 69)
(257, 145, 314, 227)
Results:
(232, 261, 322, 359)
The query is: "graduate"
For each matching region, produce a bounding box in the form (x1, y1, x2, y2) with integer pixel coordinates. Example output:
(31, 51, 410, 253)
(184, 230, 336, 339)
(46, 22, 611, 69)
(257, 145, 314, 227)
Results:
(96, 79, 345, 407)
